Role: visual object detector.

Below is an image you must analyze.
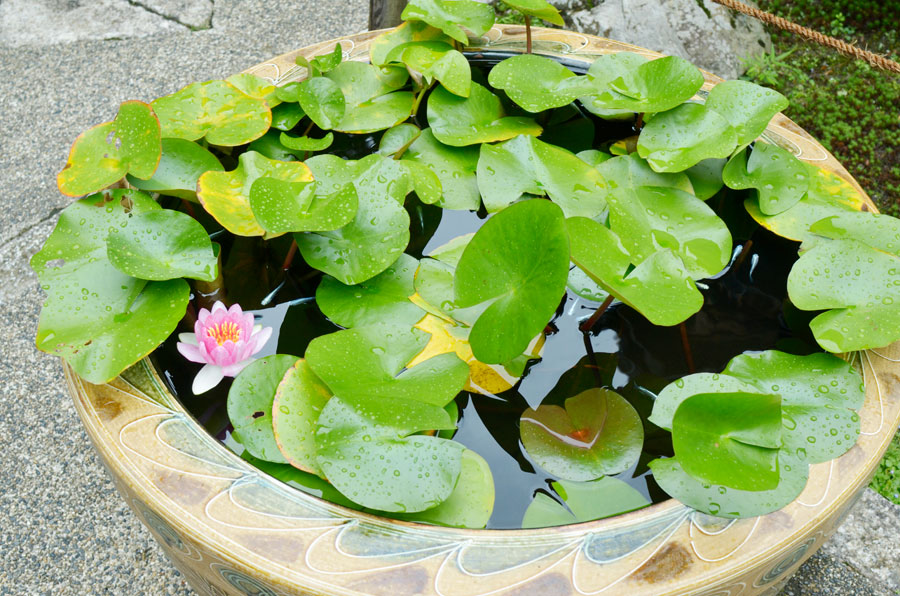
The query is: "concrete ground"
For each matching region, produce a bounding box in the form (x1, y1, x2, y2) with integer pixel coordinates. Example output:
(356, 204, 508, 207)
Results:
(0, 1, 897, 594)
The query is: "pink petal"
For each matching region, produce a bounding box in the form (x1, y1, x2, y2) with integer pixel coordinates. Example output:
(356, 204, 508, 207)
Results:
(177, 333, 198, 346)
(192, 364, 224, 394)
(211, 301, 227, 315)
(177, 342, 207, 364)
(201, 335, 219, 354)
(227, 303, 243, 317)
(209, 345, 233, 367)
(197, 307, 212, 324)
(222, 359, 254, 377)
(249, 326, 273, 356)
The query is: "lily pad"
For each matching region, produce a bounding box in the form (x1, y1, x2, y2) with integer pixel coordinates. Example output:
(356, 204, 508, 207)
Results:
(488, 55, 585, 113)
(454, 200, 569, 363)
(428, 82, 542, 146)
(151, 80, 271, 146)
(585, 55, 703, 114)
(270, 102, 306, 131)
(476, 134, 607, 217)
(502, 0, 564, 24)
(723, 142, 809, 215)
(225, 73, 281, 107)
(724, 351, 864, 464)
(296, 154, 411, 284)
(403, 128, 480, 209)
(597, 153, 694, 198)
(279, 131, 334, 152)
(567, 265, 610, 302)
(401, 0, 495, 43)
(227, 355, 300, 464)
(106, 209, 218, 281)
(521, 477, 649, 529)
(326, 61, 413, 133)
(249, 177, 358, 235)
(272, 359, 333, 475)
(32, 190, 189, 384)
(649, 373, 767, 431)
(705, 80, 789, 147)
(672, 391, 783, 491)
(316, 253, 426, 328)
(370, 20, 450, 67)
(379, 123, 422, 156)
(568, 216, 704, 326)
(305, 323, 469, 407)
(127, 138, 223, 201)
(650, 453, 809, 518)
(521, 388, 644, 480)
(745, 164, 866, 241)
(197, 151, 314, 237)
(315, 395, 463, 512)
(247, 129, 302, 162)
(578, 52, 648, 118)
(58, 101, 161, 197)
(638, 103, 737, 172)
(393, 449, 495, 528)
(684, 158, 726, 200)
(388, 41, 471, 97)
(297, 77, 346, 130)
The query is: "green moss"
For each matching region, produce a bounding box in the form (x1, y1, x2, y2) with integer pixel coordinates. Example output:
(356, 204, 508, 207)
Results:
(871, 430, 900, 505)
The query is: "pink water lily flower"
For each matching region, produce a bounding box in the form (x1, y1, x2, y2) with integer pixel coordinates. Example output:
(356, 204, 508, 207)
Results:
(176, 301, 272, 395)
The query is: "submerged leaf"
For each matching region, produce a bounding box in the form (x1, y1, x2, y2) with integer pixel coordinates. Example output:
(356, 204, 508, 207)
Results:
(151, 80, 271, 146)
(31, 190, 189, 383)
(428, 82, 542, 146)
(521, 388, 644, 481)
(455, 200, 569, 363)
(58, 101, 161, 197)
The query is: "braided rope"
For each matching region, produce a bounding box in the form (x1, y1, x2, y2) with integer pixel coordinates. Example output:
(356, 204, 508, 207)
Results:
(710, 0, 900, 74)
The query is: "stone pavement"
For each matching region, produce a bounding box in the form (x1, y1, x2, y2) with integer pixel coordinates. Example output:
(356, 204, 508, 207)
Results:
(0, 1, 898, 594)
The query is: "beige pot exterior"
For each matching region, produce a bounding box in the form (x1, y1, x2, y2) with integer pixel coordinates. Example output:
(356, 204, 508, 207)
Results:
(66, 25, 900, 596)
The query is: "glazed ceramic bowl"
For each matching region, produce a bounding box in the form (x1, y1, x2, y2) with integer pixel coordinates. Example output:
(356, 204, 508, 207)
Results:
(67, 25, 900, 596)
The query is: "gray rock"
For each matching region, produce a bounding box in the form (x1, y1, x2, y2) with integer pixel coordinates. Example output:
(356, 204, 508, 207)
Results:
(780, 550, 886, 595)
(127, 0, 215, 30)
(566, 0, 772, 79)
(0, 0, 188, 47)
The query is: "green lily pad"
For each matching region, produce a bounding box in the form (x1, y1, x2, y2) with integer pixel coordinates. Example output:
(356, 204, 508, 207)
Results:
(567, 265, 610, 302)
(316, 253, 426, 328)
(488, 55, 585, 113)
(568, 216, 704, 326)
(476, 134, 607, 217)
(745, 164, 866, 241)
(502, 0, 564, 24)
(586, 55, 703, 114)
(325, 61, 413, 133)
(197, 151, 314, 237)
(724, 351, 864, 464)
(370, 20, 451, 67)
(637, 103, 738, 172)
(576, 149, 613, 168)
(247, 129, 302, 162)
(723, 142, 809, 215)
(106, 209, 217, 281)
(297, 76, 346, 130)
(272, 359, 333, 475)
(705, 80, 789, 147)
(127, 138, 223, 201)
(379, 123, 422, 156)
(788, 236, 900, 352)
(649, 373, 767, 431)
(225, 73, 281, 107)
(305, 323, 469, 407)
(650, 453, 809, 518)
(428, 82, 542, 146)
(685, 158, 726, 200)
(672, 391, 783, 491)
(393, 449, 495, 528)
(299, 43, 343, 75)
(315, 395, 463, 512)
(388, 41, 471, 97)
(415, 256, 487, 326)
(403, 160, 443, 204)
(521, 477, 650, 529)
(296, 154, 411, 284)
(454, 200, 569, 363)
(403, 128, 480, 209)
(279, 131, 334, 152)
(606, 185, 732, 279)
(31, 190, 189, 384)
(151, 80, 271, 146)
(239, 452, 357, 509)
(227, 355, 300, 464)
(58, 101, 161, 197)
(401, 0, 495, 43)
(520, 388, 644, 481)
(270, 102, 306, 131)
(578, 52, 647, 118)
(598, 153, 693, 196)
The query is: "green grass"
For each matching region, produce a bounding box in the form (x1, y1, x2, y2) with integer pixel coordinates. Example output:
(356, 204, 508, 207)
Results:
(748, 0, 900, 215)
(872, 430, 900, 505)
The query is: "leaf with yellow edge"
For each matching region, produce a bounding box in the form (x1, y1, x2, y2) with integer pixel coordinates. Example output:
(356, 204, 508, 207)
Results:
(151, 80, 271, 146)
(197, 151, 313, 237)
(225, 73, 281, 107)
(58, 101, 161, 197)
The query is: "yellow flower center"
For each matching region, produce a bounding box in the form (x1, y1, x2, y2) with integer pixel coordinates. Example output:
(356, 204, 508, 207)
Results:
(207, 321, 241, 345)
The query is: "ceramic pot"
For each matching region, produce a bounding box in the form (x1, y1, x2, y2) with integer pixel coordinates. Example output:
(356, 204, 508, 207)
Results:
(66, 25, 900, 596)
